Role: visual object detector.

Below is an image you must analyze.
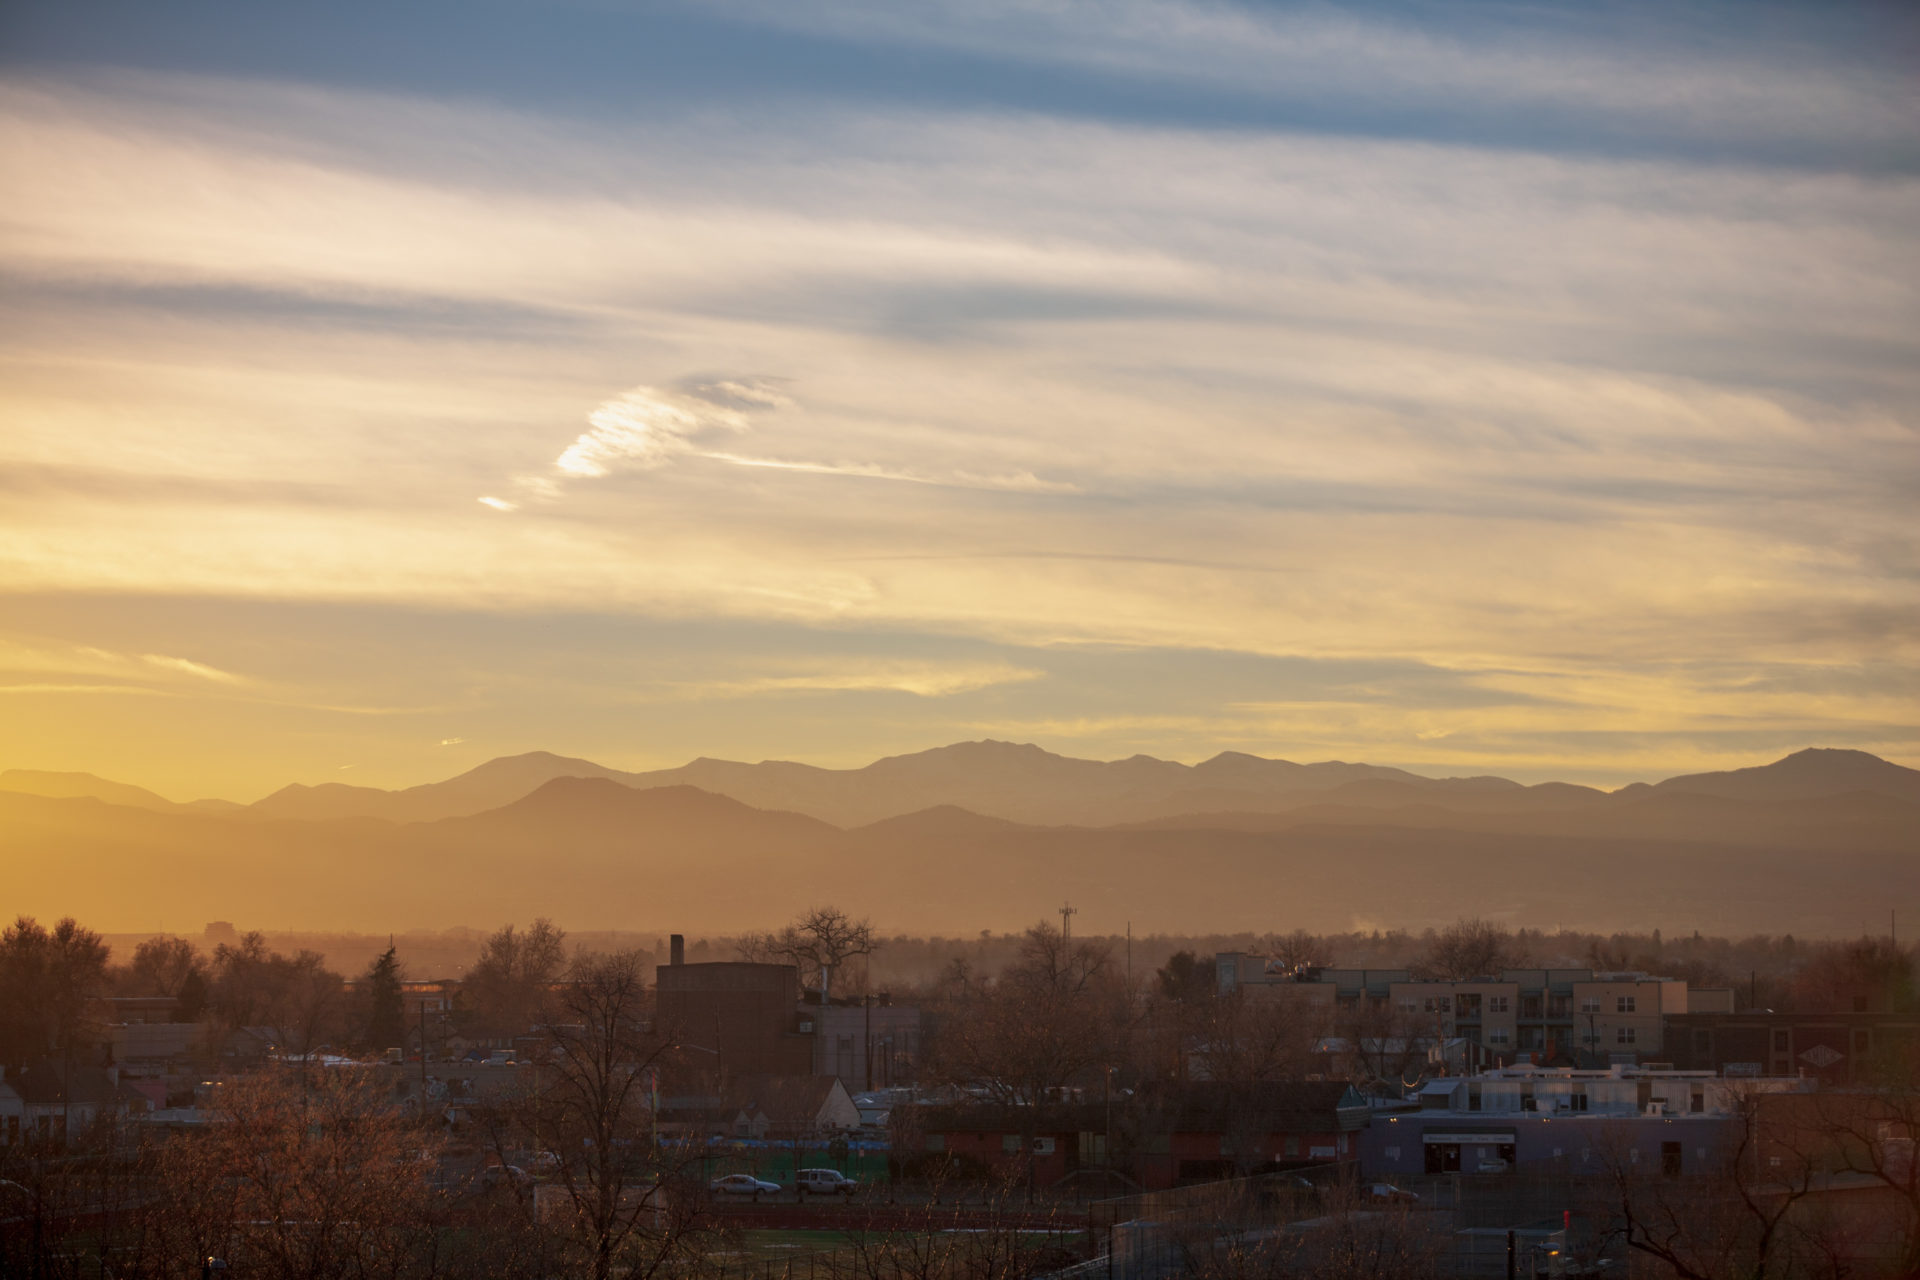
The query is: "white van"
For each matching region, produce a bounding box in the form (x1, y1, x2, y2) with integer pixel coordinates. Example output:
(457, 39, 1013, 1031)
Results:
(795, 1168, 858, 1196)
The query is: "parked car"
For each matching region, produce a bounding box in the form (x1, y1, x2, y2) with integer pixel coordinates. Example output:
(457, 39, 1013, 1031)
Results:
(796, 1168, 858, 1196)
(709, 1173, 782, 1198)
(1365, 1182, 1420, 1204)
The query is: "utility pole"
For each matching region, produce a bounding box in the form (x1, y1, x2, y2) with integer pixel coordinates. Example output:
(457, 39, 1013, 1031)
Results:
(1059, 903, 1076, 940)
(418, 999, 429, 1103)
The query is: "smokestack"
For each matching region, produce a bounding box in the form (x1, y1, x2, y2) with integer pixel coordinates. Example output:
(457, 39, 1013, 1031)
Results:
(670, 935, 684, 967)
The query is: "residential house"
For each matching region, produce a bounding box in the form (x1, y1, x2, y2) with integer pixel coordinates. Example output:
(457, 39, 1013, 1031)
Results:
(0, 1061, 135, 1146)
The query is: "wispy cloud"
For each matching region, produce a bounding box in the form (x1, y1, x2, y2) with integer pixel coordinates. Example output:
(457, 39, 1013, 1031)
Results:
(0, 682, 179, 697)
(8, 640, 247, 687)
(439, 736, 465, 746)
(493, 381, 1075, 505)
(703, 0, 1915, 169)
(137, 653, 245, 684)
(701, 452, 1078, 494)
(687, 661, 1045, 699)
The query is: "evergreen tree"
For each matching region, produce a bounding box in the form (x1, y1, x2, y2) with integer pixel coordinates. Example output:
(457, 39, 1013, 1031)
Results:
(364, 944, 405, 1052)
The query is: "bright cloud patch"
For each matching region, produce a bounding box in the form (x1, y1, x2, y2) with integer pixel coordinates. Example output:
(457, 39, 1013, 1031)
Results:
(508, 382, 783, 502)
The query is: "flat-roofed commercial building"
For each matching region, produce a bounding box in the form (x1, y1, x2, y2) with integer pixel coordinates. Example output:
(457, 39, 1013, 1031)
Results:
(1360, 1063, 1813, 1178)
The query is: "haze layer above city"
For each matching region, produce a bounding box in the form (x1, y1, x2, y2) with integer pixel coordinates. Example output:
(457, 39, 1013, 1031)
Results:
(2, 1, 1915, 941)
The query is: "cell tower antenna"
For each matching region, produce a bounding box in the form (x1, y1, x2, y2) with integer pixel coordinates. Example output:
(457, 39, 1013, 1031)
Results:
(1059, 902, 1077, 940)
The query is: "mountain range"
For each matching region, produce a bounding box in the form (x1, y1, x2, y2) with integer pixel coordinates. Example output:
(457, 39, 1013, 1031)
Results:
(1, 744, 1914, 936)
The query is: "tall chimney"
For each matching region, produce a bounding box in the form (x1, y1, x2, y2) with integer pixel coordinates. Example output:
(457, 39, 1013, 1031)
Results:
(670, 934, 685, 967)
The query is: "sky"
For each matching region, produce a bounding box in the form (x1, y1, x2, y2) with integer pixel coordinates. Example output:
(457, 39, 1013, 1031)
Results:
(1, 0, 1916, 802)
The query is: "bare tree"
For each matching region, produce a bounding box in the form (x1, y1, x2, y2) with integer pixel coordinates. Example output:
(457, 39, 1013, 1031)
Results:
(1805, 1041, 1920, 1275)
(1193, 992, 1322, 1083)
(1266, 930, 1324, 971)
(1330, 996, 1431, 1092)
(515, 949, 713, 1280)
(1418, 917, 1526, 981)
(461, 918, 567, 1038)
(743, 906, 877, 1001)
(1584, 1086, 1832, 1280)
(207, 934, 345, 1060)
(118, 933, 211, 1019)
(931, 922, 1127, 1195)
(146, 1066, 441, 1279)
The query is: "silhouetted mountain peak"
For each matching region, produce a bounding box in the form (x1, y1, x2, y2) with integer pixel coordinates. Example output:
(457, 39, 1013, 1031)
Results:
(465, 777, 842, 843)
(1652, 747, 1920, 803)
(0, 769, 179, 812)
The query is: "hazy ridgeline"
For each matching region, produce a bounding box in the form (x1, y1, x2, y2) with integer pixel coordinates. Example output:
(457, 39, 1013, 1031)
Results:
(6, 744, 1916, 939)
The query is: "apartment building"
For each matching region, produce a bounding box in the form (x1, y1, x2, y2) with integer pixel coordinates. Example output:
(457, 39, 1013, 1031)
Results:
(1217, 954, 1729, 1064)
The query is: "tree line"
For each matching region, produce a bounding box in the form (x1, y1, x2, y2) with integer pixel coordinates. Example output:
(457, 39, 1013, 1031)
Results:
(0, 915, 576, 1071)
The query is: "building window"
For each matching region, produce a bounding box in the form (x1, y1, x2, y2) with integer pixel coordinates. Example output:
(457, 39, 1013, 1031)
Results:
(1773, 1030, 1791, 1052)
(1580, 997, 1601, 1013)
(1489, 996, 1510, 1014)
(1616, 996, 1637, 1013)
(1690, 1087, 1705, 1114)
(1003, 1135, 1022, 1153)
(1616, 1027, 1637, 1045)
(1033, 1137, 1055, 1155)
(1385, 1145, 1400, 1160)
(1488, 1029, 1510, 1045)
(1284, 1135, 1299, 1158)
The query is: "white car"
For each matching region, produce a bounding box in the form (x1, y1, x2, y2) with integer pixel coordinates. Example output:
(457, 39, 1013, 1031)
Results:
(796, 1168, 858, 1196)
(709, 1173, 782, 1197)
(1366, 1182, 1420, 1204)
